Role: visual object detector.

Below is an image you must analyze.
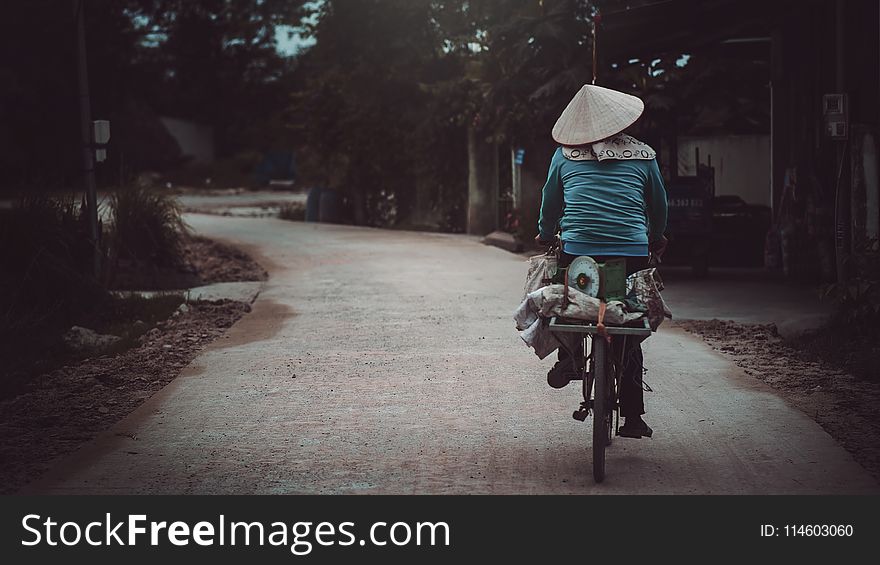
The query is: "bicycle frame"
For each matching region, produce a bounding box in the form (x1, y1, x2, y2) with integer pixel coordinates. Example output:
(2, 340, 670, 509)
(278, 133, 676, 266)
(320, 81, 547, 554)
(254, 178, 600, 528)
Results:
(549, 317, 652, 483)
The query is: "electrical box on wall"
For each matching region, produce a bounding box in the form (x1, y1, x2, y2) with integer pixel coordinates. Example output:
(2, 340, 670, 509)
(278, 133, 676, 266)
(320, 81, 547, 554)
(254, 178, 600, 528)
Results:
(92, 120, 111, 162)
(822, 93, 848, 140)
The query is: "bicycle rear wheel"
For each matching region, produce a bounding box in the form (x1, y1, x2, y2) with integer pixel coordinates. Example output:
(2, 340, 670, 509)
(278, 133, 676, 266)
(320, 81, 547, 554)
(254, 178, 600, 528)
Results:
(592, 336, 609, 483)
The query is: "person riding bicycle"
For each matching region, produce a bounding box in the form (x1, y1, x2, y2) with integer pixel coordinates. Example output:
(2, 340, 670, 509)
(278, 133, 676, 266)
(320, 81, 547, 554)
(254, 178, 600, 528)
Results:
(535, 84, 668, 439)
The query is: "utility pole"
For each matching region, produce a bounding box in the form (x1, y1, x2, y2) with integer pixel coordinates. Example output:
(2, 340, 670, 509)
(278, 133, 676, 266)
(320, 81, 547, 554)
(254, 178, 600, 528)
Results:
(833, 0, 849, 285)
(73, 0, 101, 278)
(591, 11, 601, 85)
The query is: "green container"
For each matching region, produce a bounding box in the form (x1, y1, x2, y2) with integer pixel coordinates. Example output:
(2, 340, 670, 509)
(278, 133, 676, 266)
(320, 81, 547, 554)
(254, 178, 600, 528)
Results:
(600, 258, 627, 301)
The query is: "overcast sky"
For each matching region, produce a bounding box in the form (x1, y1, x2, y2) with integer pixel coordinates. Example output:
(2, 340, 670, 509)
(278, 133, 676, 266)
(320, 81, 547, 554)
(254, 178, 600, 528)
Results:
(275, 25, 315, 57)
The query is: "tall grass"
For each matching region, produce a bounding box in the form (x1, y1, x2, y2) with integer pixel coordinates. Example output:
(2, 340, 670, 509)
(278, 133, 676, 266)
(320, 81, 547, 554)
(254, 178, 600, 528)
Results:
(0, 187, 190, 335)
(108, 186, 188, 268)
(0, 195, 109, 349)
(0, 189, 193, 394)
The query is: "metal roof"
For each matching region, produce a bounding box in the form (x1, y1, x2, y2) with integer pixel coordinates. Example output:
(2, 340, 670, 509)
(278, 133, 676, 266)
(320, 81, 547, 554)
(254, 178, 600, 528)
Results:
(599, 0, 781, 62)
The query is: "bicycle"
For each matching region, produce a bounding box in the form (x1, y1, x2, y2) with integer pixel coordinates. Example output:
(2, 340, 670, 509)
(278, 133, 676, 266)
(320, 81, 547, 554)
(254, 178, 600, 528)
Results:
(534, 238, 659, 482)
(549, 313, 652, 483)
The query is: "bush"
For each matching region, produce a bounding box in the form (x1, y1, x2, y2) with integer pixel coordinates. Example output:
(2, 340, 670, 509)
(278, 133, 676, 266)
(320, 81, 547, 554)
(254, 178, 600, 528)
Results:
(366, 190, 398, 228)
(278, 202, 305, 221)
(108, 186, 188, 268)
(823, 244, 880, 330)
(0, 195, 109, 344)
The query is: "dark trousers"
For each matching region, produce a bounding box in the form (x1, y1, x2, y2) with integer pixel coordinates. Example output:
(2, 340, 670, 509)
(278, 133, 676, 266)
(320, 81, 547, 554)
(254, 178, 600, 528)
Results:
(558, 252, 648, 418)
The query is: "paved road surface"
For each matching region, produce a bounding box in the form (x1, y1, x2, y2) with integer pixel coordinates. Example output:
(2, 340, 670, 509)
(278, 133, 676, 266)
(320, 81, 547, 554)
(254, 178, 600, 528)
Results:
(176, 189, 307, 218)
(659, 269, 832, 337)
(32, 216, 879, 494)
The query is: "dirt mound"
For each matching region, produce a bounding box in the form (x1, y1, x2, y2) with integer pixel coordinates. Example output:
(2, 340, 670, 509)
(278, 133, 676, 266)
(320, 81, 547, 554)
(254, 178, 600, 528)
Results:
(109, 235, 267, 290)
(0, 300, 251, 494)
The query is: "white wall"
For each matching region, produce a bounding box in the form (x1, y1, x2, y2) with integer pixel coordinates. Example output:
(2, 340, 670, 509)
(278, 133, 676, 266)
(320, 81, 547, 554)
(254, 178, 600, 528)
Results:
(678, 134, 771, 207)
(160, 117, 215, 164)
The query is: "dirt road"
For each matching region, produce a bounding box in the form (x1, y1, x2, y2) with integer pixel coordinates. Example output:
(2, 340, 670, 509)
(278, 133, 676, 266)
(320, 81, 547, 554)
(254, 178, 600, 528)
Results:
(32, 216, 879, 494)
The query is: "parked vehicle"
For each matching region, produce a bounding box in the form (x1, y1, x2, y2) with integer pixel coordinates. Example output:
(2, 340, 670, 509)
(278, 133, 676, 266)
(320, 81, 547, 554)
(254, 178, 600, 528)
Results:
(665, 163, 715, 276)
(711, 195, 772, 268)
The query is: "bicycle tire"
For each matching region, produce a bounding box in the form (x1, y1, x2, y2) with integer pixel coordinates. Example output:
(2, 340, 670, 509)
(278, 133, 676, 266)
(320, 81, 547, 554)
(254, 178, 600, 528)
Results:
(592, 336, 608, 483)
(608, 337, 622, 447)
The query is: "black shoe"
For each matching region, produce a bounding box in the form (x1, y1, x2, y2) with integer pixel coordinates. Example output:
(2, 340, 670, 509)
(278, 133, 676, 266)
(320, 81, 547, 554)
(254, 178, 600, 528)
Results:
(617, 417, 653, 438)
(547, 360, 579, 389)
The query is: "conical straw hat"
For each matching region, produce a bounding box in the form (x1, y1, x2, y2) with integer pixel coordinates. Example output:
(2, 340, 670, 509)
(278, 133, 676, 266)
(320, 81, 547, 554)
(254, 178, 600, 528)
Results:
(552, 84, 645, 145)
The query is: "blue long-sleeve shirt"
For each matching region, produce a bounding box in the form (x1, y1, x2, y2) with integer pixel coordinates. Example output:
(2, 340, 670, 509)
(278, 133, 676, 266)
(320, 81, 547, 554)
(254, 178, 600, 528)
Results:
(537, 147, 668, 257)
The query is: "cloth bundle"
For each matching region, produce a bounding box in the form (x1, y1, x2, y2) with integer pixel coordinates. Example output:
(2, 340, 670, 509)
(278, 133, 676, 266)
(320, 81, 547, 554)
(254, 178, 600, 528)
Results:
(627, 267, 672, 331)
(522, 251, 558, 301)
(514, 260, 672, 358)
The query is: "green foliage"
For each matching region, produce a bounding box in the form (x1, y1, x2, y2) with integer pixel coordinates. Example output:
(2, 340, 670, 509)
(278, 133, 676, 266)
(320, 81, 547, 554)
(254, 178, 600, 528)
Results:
(4, 0, 772, 231)
(0, 196, 108, 334)
(286, 0, 609, 226)
(108, 186, 189, 267)
(278, 202, 305, 221)
(472, 0, 596, 143)
(823, 246, 880, 329)
(132, 0, 308, 156)
(826, 277, 880, 325)
(0, 0, 308, 190)
(289, 0, 456, 225)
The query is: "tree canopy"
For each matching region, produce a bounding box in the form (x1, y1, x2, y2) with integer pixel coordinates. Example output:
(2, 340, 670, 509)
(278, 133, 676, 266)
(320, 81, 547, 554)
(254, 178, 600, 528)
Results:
(1, 0, 307, 189)
(3, 0, 769, 229)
